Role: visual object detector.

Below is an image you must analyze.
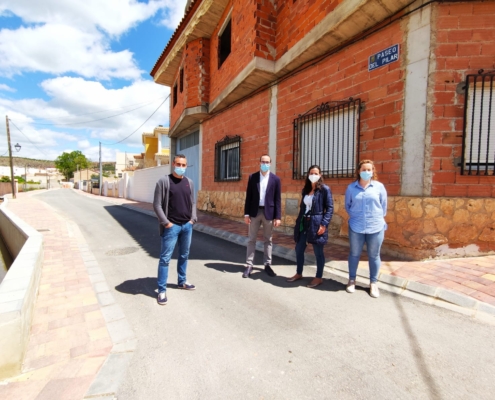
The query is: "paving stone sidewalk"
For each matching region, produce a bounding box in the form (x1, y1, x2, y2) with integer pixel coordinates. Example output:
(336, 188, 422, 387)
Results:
(75, 190, 495, 309)
(0, 192, 135, 400)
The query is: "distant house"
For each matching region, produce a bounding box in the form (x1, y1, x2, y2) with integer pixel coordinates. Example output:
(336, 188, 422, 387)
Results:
(151, 0, 495, 260)
(141, 126, 171, 169)
(115, 152, 141, 177)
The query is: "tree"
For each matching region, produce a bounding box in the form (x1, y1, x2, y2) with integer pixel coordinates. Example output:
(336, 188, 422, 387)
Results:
(55, 151, 91, 181)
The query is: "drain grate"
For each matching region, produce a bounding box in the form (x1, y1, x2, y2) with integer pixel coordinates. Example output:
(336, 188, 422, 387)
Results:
(105, 247, 140, 256)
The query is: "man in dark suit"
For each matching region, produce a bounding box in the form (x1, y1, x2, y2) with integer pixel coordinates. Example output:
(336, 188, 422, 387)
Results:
(243, 154, 282, 278)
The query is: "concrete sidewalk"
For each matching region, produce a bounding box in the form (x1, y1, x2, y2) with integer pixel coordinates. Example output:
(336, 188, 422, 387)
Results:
(74, 190, 495, 314)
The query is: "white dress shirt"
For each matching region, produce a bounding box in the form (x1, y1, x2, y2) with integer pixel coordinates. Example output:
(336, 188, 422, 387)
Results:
(259, 171, 270, 206)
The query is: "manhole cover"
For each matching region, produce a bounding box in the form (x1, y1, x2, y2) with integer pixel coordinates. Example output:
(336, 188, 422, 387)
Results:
(106, 247, 140, 256)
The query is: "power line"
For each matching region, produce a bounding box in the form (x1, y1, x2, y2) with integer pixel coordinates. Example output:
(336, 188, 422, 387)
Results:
(102, 95, 169, 146)
(8, 119, 49, 158)
(29, 96, 167, 126)
(44, 95, 168, 119)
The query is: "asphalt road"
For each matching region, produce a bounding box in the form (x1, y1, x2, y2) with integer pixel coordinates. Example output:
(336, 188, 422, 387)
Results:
(38, 190, 495, 400)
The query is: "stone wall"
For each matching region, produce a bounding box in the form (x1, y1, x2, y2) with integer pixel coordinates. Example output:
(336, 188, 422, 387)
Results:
(197, 189, 495, 260)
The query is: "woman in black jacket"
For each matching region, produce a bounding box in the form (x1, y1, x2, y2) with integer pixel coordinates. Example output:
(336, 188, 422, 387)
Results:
(287, 165, 334, 288)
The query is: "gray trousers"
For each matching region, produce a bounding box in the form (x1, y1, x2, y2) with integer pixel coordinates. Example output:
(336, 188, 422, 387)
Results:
(246, 208, 273, 267)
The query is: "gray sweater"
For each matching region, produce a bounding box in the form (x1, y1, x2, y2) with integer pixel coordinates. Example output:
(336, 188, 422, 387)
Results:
(153, 175, 198, 235)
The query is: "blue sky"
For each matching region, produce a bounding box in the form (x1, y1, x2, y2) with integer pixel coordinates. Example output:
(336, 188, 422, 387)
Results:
(0, 0, 187, 162)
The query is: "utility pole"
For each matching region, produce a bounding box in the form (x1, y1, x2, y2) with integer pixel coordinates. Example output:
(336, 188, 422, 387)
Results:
(5, 115, 16, 199)
(99, 142, 103, 196)
(25, 164, 28, 191)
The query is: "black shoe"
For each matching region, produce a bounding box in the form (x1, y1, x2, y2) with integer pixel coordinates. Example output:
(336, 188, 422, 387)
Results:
(242, 266, 253, 278)
(157, 292, 168, 305)
(178, 282, 196, 290)
(264, 264, 276, 277)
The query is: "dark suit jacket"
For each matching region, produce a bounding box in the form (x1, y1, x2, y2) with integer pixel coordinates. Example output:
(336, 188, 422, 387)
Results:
(244, 171, 282, 220)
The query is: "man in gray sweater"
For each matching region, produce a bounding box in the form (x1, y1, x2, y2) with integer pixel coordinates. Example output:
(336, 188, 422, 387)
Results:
(153, 154, 197, 305)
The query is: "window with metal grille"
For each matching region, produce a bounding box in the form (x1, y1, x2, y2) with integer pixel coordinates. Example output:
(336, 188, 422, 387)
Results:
(215, 135, 241, 181)
(179, 131, 199, 150)
(293, 99, 361, 179)
(173, 83, 177, 107)
(461, 73, 495, 175)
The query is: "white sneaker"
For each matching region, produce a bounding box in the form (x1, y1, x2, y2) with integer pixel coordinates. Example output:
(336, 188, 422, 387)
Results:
(346, 280, 356, 293)
(370, 283, 380, 298)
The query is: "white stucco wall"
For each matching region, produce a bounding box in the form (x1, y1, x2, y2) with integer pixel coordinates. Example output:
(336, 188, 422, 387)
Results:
(127, 165, 170, 203)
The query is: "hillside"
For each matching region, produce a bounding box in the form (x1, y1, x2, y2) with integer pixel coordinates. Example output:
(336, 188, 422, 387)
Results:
(0, 156, 55, 169)
(0, 157, 116, 172)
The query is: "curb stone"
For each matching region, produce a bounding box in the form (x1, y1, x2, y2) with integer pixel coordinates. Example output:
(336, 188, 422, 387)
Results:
(64, 220, 137, 400)
(196, 220, 495, 323)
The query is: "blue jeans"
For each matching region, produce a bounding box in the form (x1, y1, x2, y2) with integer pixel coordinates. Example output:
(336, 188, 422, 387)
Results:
(157, 222, 193, 293)
(348, 227, 384, 283)
(295, 230, 325, 278)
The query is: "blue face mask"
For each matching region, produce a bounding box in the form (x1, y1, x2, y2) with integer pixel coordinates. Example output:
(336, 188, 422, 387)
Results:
(360, 171, 373, 181)
(174, 167, 186, 176)
(260, 163, 270, 172)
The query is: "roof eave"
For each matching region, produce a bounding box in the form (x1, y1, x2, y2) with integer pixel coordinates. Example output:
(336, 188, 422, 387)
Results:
(151, 0, 230, 86)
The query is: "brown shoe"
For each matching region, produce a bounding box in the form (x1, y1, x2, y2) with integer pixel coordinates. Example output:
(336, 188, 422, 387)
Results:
(307, 278, 323, 288)
(286, 274, 303, 282)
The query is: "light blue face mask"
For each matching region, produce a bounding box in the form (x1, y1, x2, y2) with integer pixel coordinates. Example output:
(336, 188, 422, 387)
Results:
(260, 163, 270, 172)
(174, 167, 186, 176)
(360, 171, 373, 181)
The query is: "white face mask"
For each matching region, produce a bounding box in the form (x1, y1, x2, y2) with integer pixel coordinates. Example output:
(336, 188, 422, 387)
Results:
(308, 174, 320, 183)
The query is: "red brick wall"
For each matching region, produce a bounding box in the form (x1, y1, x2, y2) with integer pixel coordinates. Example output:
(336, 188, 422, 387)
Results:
(209, 0, 257, 101)
(277, 23, 405, 195)
(254, 0, 277, 61)
(202, 91, 270, 191)
(276, 0, 343, 59)
(430, 2, 495, 197)
(170, 38, 210, 129)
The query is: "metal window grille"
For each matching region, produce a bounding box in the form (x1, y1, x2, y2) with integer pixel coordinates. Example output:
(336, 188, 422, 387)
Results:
(215, 135, 241, 181)
(462, 72, 495, 175)
(293, 99, 361, 179)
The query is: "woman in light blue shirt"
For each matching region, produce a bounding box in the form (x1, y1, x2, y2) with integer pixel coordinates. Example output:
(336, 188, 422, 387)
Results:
(344, 160, 387, 298)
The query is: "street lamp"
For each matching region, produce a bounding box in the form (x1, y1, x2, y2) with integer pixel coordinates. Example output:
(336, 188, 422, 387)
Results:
(5, 116, 21, 199)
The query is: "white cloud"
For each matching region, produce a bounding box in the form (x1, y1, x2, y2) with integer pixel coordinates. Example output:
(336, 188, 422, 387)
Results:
(0, 77, 170, 159)
(158, 1, 188, 29)
(78, 140, 91, 149)
(0, 0, 183, 36)
(0, 0, 188, 79)
(0, 0, 181, 160)
(0, 24, 141, 80)
(0, 83, 15, 92)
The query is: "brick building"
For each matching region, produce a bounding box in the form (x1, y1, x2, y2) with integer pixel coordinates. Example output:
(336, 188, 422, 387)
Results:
(151, 0, 495, 260)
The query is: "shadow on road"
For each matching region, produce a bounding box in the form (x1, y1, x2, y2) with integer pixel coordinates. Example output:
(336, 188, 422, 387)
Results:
(393, 295, 442, 399)
(115, 277, 156, 298)
(115, 277, 185, 298)
(204, 262, 345, 292)
(103, 205, 160, 258)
